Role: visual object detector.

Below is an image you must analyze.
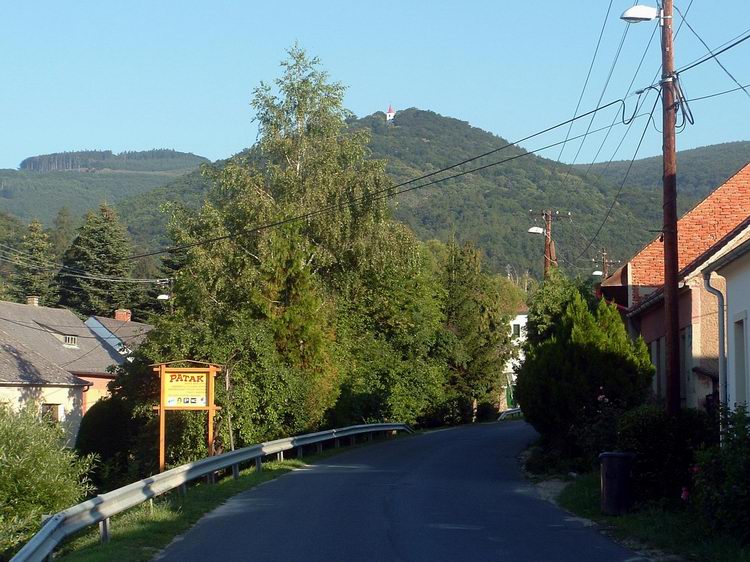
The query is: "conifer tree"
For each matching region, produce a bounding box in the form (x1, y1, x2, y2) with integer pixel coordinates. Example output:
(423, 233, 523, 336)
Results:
(443, 242, 514, 412)
(50, 207, 76, 259)
(57, 204, 136, 317)
(10, 220, 57, 306)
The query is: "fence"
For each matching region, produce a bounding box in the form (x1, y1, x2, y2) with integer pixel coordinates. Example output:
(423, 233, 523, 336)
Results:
(12, 422, 413, 562)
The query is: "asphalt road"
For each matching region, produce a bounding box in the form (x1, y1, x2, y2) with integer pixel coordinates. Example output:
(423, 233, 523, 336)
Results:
(157, 421, 644, 562)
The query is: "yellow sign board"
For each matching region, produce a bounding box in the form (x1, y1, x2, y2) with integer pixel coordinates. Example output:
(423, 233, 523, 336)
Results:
(164, 371, 208, 409)
(153, 363, 221, 472)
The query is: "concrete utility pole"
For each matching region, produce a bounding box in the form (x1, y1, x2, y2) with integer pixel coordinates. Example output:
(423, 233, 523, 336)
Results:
(661, 0, 681, 415)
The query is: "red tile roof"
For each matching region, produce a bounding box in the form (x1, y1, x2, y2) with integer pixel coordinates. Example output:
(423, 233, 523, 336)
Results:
(628, 161, 750, 302)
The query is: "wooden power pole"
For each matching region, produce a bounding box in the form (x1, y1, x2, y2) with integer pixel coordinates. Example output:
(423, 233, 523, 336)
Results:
(661, 0, 681, 415)
(543, 210, 552, 277)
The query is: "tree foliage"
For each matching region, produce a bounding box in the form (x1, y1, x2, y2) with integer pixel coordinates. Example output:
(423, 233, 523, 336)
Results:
(516, 284, 653, 449)
(101, 47, 523, 478)
(57, 204, 138, 317)
(10, 220, 57, 306)
(0, 405, 94, 558)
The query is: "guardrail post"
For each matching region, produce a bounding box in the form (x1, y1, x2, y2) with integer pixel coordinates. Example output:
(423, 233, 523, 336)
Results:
(255, 457, 262, 472)
(316, 442, 323, 454)
(99, 517, 111, 544)
(277, 451, 284, 462)
(366, 432, 372, 442)
(232, 463, 240, 480)
(179, 483, 187, 496)
(297, 446, 304, 459)
(334, 438, 340, 448)
(350, 435, 356, 446)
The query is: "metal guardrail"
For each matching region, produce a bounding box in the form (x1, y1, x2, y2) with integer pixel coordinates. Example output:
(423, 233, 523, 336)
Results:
(12, 422, 412, 562)
(497, 407, 522, 421)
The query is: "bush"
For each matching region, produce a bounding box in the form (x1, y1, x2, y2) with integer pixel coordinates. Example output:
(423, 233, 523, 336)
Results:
(0, 405, 94, 559)
(75, 397, 132, 491)
(617, 404, 715, 502)
(516, 293, 653, 453)
(693, 405, 750, 542)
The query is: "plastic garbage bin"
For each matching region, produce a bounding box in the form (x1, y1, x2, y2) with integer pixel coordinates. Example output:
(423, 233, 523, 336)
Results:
(599, 452, 635, 515)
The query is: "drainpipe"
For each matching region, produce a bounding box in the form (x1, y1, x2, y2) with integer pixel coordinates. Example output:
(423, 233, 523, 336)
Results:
(703, 271, 727, 406)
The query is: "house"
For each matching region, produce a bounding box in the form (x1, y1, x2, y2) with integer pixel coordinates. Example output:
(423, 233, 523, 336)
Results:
(601, 162, 750, 409)
(85, 308, 153, 359)
(703, 238, 750, 407)
(0, 332, 90, 443)
(502, 305, 528, 409)
(0, 299, 126, 419)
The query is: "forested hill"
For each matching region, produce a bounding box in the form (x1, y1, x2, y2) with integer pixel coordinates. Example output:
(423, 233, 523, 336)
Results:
(353, 109, 629, 273)
(583, 141, 750, 197)
(19, 149, 208, 173)
(0, 149, 209, 225)
(5, 111, 749, 276)
(115, 108, 750, 275)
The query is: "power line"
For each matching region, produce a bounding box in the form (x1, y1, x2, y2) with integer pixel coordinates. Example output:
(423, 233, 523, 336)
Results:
(564, 24, 631, 176)
(0, 244, 167, 284)
(575, 93, 661, 260)
(677, 29, 750, 74)
(674, 4, 750, 100)
(556, 0, 615, 162)
(686, 83, 750, 102)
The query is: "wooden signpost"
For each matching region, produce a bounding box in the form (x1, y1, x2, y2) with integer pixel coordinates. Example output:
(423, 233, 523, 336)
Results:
(153, 361, 221, 472)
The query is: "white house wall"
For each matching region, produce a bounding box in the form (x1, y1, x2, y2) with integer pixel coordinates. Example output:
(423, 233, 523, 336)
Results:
(0, 385, 84, 445)
(722, 252, 750, 407)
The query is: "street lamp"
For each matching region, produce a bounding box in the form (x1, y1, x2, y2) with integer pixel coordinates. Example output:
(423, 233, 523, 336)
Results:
(592, 270, 604, 277)
(527, 227, 544, 235)
(620, 5, 658, 23)
(621, 1, 681, 414)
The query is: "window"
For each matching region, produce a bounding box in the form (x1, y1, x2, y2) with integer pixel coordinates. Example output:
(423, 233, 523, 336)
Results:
(63, 335, 78, 347)
(41, 403, 62, 423)
(512, 324, 521, 338)
(735, 318, 747, 406)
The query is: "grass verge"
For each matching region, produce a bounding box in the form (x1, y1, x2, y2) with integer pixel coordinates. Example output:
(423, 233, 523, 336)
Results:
(558, 472, 750, 561)
(57, 438, 400, 562)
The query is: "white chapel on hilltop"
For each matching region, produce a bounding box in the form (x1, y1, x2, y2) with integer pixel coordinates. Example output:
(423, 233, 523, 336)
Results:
(386, 104, 395, 122)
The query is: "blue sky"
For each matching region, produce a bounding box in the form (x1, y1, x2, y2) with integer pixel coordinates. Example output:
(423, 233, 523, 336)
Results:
(1, 0, 748, 170)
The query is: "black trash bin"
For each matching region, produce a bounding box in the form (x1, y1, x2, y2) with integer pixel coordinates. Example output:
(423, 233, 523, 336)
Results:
(599, 452, 635, 515)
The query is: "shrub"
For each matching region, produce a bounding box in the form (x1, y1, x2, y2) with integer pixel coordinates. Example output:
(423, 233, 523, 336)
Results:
(617, 404, 715, 502)
(693, 405, 750, 542)
(0, 405, 94, 559)
(75, 397, 132, 491)
(516, 293, 653, 452)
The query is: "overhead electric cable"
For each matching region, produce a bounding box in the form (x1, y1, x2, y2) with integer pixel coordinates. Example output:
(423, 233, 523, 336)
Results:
(686, 83, 750, 102)
(556, 0, 615, 161)
(674, 4, 750, 100)
(575, 93, 661, 259)
(564, 24, 631, 175)
(677, 30, 750, 74)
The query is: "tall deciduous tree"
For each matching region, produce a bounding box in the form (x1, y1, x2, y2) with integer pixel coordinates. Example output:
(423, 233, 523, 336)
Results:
(57, 204, 136, 317)
(10, 220, 57, 305)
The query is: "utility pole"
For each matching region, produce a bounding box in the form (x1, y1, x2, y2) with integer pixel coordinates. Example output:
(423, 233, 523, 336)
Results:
(544, 210, 554, 277)
(661, 0, 681, 415)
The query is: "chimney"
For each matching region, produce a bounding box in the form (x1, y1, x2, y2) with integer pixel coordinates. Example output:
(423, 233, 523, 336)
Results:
(26, 296, 39, 307)
(114, 309, 132, 322)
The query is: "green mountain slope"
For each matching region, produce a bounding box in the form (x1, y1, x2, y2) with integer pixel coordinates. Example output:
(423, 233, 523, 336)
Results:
(6, 113, 748, 276)
(0, 150, 209, 224)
